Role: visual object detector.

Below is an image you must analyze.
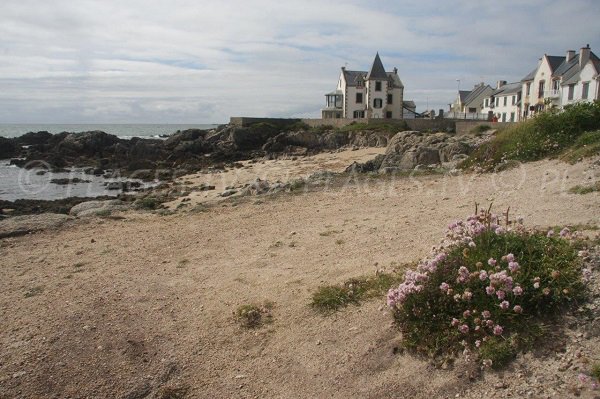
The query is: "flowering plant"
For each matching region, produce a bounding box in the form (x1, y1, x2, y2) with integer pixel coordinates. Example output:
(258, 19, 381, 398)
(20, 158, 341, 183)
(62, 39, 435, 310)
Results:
(387, 207, 587, 368)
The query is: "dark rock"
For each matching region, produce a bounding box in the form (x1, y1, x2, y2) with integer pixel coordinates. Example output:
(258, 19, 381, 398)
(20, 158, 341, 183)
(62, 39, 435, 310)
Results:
(50, 178, 91, 185)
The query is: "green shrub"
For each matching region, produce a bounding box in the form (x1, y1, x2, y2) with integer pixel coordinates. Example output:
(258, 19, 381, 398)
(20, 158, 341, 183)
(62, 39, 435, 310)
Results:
(560, 130, 600, 163)
(135, 197, 160, 210)
(461, 101, 600, 170)
(387, 210, 587, 368)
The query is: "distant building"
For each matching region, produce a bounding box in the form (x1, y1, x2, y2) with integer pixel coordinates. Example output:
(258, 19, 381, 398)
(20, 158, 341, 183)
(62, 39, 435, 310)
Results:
(481, 81, 522, 122)
(521, 44, 600, 119)
(402, 100, 417, 119)
(322, 53, 410, 120)
(447, 83, 494, 119)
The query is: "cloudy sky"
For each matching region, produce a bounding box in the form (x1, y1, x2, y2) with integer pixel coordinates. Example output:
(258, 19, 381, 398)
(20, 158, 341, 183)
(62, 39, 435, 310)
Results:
(0, 0, 599, 124)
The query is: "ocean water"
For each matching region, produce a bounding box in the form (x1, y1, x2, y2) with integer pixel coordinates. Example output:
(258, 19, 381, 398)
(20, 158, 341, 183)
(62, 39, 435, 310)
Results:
(0, 124, 210, 201)
(0, 123, 220, 139)
(0, 160, 155, 201)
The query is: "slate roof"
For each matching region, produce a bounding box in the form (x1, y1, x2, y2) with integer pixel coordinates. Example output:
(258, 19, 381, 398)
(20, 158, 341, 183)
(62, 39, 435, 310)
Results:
(366, 53, 388, 80)
(387, 72, 404, 88)
(463, 84, 492, 106)
(403, 100, 416, 109)
(341, 54, 403, 88)
(560, 51, 600, 86)
(458, 90, 471, 103)
(546, 55, 565, 73)
(521, 67, 537, 82)
(342, 70, 366, 87)
(492, 82, 522, 97)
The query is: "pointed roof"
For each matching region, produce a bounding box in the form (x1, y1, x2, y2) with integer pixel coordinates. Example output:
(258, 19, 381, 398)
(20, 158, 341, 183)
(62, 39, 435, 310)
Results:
(366, 53, 388, 80)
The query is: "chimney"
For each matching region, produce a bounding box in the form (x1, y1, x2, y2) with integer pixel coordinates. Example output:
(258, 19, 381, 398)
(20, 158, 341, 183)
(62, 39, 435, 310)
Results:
(496, 80, 507, 89)
(580, 44, 591, 67)
(393, 67, 398, 75)
(341, 66, 346, 71)
(566, 50, 576, 62)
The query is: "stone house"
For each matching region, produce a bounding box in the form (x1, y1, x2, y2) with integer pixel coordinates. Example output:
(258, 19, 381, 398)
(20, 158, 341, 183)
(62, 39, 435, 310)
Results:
(322, 53, 406, 120)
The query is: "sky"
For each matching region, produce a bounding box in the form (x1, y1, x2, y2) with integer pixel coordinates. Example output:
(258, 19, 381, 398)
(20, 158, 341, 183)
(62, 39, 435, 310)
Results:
(0, 0, 599, 124)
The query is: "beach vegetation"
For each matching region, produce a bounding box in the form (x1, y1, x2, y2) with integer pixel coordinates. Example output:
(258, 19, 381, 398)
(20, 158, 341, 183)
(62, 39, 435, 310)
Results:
(311, 271, 404, 313)
(235, 301, 274, 328)
(460, 101, 600, 171)
(568, 182, 600, 195)
(386, 208, 589, 369)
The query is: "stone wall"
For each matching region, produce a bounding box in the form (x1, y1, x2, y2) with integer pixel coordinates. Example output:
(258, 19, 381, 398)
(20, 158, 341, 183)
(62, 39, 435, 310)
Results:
(230, 117, 302, 128)
(231, 116, 516, 134)
(454, 121, 512, 135)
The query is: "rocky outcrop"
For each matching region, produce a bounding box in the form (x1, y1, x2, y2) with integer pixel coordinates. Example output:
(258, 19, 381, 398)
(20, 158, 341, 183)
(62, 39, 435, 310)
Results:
(0, 213, 72, 239)
(349, 131, 479, 173)
(262, 129, 392, 154)
(2, 124, 398, 181)
(69, 200, 130, 217)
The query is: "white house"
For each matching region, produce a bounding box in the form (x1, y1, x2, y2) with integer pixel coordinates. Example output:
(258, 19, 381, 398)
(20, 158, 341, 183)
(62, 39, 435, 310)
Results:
(322, 53, 406, 120)
(481, 81, 522, 122)
(521, 45, 600, 119)
(447, 83, 494, 119)
(560, 45, 600, 107)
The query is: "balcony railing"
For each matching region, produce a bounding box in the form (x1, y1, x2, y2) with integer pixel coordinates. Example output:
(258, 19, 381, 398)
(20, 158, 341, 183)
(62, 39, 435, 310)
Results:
(546, 89, 560, 98)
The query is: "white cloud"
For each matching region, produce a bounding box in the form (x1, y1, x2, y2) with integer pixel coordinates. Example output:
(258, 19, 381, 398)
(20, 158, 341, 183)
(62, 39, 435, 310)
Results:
(0, 0, 598, 122)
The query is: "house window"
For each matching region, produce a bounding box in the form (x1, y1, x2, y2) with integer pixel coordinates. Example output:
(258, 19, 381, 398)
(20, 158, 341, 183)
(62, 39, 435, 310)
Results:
(568, 84, 575, 100)
(502, 113, 507, 122)
(582, 82, 589, 99)
(468, 107, 477, 113)
(387, 94, 393, 104)
(512, 96, 516, 105)
(526, 83, 531, 96)
(495, 97, 499, 107)
(538, 80, 545, 98)
(503, 97, 507, 106)
(510, 112, 515, 122)
(375, 81, 382, 91)
(353, 110, 364, 118)
(484, 99, 489, 107)
(356, 80, 363, 88)
(386, 111, 392, 119)
(356, 93, 363, 104)
(552, 80, 559, 91)
(373, 98, 383, 108)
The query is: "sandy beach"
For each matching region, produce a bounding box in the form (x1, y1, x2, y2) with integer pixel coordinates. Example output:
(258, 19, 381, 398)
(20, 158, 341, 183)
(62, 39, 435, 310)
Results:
(0, 155, 599, 398)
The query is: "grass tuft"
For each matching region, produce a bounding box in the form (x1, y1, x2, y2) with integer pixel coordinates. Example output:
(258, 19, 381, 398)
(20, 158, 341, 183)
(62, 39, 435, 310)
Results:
(311, 271, 405, 313)
(235, 301, 274, 328)
(568, 181, 600, 195)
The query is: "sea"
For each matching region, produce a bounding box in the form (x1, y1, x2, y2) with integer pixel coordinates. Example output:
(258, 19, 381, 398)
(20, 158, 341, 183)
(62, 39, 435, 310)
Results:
(0, 123, 219, 139)
(0, 124, 219, 201)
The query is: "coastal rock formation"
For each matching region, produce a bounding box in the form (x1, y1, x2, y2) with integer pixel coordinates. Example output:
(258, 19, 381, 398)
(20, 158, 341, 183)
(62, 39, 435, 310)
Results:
(2, 125, 397, 180)
(262, 129, 392, 154)
(348, 131, 479, 172)
(69, 200, 130, 217)
(0, 213, 72, 238)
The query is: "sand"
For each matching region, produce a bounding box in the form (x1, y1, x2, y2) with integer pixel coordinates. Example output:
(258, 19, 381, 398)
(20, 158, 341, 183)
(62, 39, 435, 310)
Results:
(0, 155, 599, 398)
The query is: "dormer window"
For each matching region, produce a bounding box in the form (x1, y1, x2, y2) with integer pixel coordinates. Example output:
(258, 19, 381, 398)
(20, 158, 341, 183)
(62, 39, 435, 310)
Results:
(356, 79, 363, 88)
